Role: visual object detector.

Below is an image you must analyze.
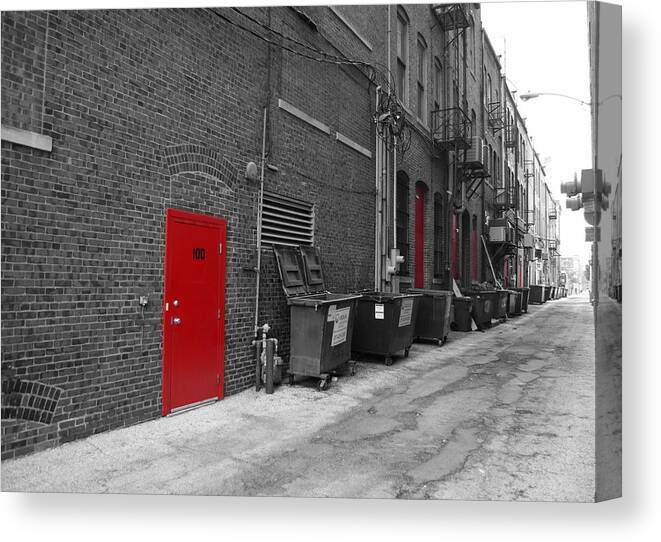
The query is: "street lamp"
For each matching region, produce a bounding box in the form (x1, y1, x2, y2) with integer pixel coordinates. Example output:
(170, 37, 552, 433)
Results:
(520, 91, 621, 107)
(519, 92, 591, 107)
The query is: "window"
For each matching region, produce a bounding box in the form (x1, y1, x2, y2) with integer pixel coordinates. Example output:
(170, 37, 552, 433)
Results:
(469, 15, 475, 71)
(487, 74, 492, 104)
(396, 9, 408, 103)
(433, 192, 444, 278)
(416, 35, 427, 122)
(260, 192, 314, 246)
(396, 171, 410, 276)
(433, 58, 442, 113)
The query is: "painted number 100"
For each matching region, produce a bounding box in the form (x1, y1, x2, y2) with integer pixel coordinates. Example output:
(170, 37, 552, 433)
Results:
(192, 247, 206, 261)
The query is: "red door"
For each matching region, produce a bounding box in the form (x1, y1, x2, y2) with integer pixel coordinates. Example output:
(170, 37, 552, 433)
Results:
(162, 209, 226, 415)
(414, 184, 425, 288)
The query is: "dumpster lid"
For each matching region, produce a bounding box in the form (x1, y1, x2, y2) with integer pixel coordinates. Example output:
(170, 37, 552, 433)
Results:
(272, 244, 309, 297)
(299, 245, 326, 295)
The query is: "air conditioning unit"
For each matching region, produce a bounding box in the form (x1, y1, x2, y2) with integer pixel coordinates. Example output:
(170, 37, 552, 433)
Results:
(464, 137, 486, 168)
(523, 233, 534, 248)
(542, 251, 549, 260)
(489, 225, 513, 243)
(490, 226, 506, 242)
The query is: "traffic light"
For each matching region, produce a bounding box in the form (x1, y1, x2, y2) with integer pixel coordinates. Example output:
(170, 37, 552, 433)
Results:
(561, 172, 583, 212)
(560, 173, 581, 197)
(561, 169, 609, 224)
(566, 194, 583, 211)
(596, 170, 611, 211)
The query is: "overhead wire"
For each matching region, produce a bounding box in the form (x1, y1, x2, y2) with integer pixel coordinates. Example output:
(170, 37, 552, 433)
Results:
(209, 7, 395, 92)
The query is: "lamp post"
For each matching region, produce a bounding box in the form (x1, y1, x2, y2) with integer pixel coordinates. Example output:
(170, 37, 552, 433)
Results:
(520, 90, 616, 310)
(520, 92, 591, 107)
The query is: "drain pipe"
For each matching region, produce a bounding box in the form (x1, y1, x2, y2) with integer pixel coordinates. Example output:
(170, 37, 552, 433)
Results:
(253, 107, 268, 336)
(375, 86, 381, 291)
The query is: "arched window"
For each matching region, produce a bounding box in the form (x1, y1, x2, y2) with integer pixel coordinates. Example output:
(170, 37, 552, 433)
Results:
(416, 34, 428, 121)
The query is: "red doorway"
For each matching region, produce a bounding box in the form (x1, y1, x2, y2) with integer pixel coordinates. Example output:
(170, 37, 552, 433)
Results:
(414, 183, 426, 288)
(162, 209, 226, 415)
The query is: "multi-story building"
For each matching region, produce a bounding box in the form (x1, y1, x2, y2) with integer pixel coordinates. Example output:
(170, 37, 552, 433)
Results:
(1, 4, 562, 459)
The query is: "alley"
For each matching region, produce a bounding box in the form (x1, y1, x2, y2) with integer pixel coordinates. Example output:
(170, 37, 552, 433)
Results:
(1, 296, 595, 501)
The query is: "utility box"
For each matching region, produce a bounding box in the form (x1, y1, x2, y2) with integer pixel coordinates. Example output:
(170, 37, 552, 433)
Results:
(273, 245, 362, 390)
(408, 288, 453, 345)
(352, 291, 422, 366)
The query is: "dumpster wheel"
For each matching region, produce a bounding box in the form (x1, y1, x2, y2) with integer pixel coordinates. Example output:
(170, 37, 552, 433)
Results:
(385, 357, 393, 367)
(404, 348, 410, 358)
(348, 362, 356, 376)
(317, 376, 330, 391)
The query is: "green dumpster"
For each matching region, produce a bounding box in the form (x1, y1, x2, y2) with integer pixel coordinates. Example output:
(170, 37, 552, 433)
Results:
(352, 291, 422, 366)
(408, 288, 453, 345)
(273, 245, 362, 390)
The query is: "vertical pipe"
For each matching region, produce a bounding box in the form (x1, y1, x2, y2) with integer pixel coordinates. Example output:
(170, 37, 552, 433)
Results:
(375, 87, 382, 290)
(254, 107, 268, 334)
(393, 136, 397, 250)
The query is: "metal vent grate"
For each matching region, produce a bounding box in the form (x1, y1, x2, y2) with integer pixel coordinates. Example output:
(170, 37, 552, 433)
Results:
(261, 192, 314, 246)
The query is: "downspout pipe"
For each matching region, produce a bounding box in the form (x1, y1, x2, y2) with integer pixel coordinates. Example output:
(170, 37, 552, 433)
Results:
(253, 107, 268, 335)
(375, 86, 382, 291)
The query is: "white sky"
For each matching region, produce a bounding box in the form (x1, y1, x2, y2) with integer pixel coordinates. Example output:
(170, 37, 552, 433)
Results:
(481, 0, 592, 262)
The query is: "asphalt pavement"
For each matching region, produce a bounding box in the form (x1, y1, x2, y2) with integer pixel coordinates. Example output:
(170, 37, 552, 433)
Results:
(1, 295, 597, 501)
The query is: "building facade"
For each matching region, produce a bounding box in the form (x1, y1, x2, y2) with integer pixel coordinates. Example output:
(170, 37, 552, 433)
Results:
(1, 4, 561, 459)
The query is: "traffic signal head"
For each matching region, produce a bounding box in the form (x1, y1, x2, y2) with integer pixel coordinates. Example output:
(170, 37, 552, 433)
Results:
(560, 173, 581, 197)
(566, 194, 583, 211)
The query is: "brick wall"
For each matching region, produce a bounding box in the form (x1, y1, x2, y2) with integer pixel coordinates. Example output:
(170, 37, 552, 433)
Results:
(1, 6, 379, 459)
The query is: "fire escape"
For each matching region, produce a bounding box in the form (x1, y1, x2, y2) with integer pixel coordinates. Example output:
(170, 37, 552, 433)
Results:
(430, 3, 473, 210)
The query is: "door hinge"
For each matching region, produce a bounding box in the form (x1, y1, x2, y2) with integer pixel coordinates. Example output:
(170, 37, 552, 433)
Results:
(216, 374, 220, 385)
(219, 242, 223, 255)
(217, 308, 221, 320)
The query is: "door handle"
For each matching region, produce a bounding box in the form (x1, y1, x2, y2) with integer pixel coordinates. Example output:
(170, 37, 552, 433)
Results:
(172, 317, 182, 325)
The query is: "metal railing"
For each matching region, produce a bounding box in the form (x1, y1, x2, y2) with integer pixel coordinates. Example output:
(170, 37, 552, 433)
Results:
(431, 106, 472, 151)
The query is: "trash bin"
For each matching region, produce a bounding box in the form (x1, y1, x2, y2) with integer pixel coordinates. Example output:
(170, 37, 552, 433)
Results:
(451, 296, 473, 332)
(544, 286, 552, 302)
(352, 291, 422, 366)
(273, 245, 362, 390)
(515, 287, 530, 312)
(495, 290, 509, 319)
(462, 290, 493, 329)
(407, 288, 453, 345)
(507, 290, 522, 316)
(529, 285, 545, 304)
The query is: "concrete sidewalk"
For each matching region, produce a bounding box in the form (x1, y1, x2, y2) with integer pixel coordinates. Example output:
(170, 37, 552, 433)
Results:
(1, 296, 595, 500)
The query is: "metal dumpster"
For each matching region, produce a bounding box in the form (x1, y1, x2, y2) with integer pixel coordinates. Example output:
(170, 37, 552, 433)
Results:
(507, 289, 522, 316)
(544, 285, 552, 302)
(451, 296, 473, 332)
(549, 286, 556, 300)
(273, 245, 362, 390)
(515, 287, 530, 312)
(352, 291, 421, 366)
(462, 290, 493, 329)
(495, 290, 509, 319)
(529, 284, 545, 304)
(408, 288, 453, 345)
